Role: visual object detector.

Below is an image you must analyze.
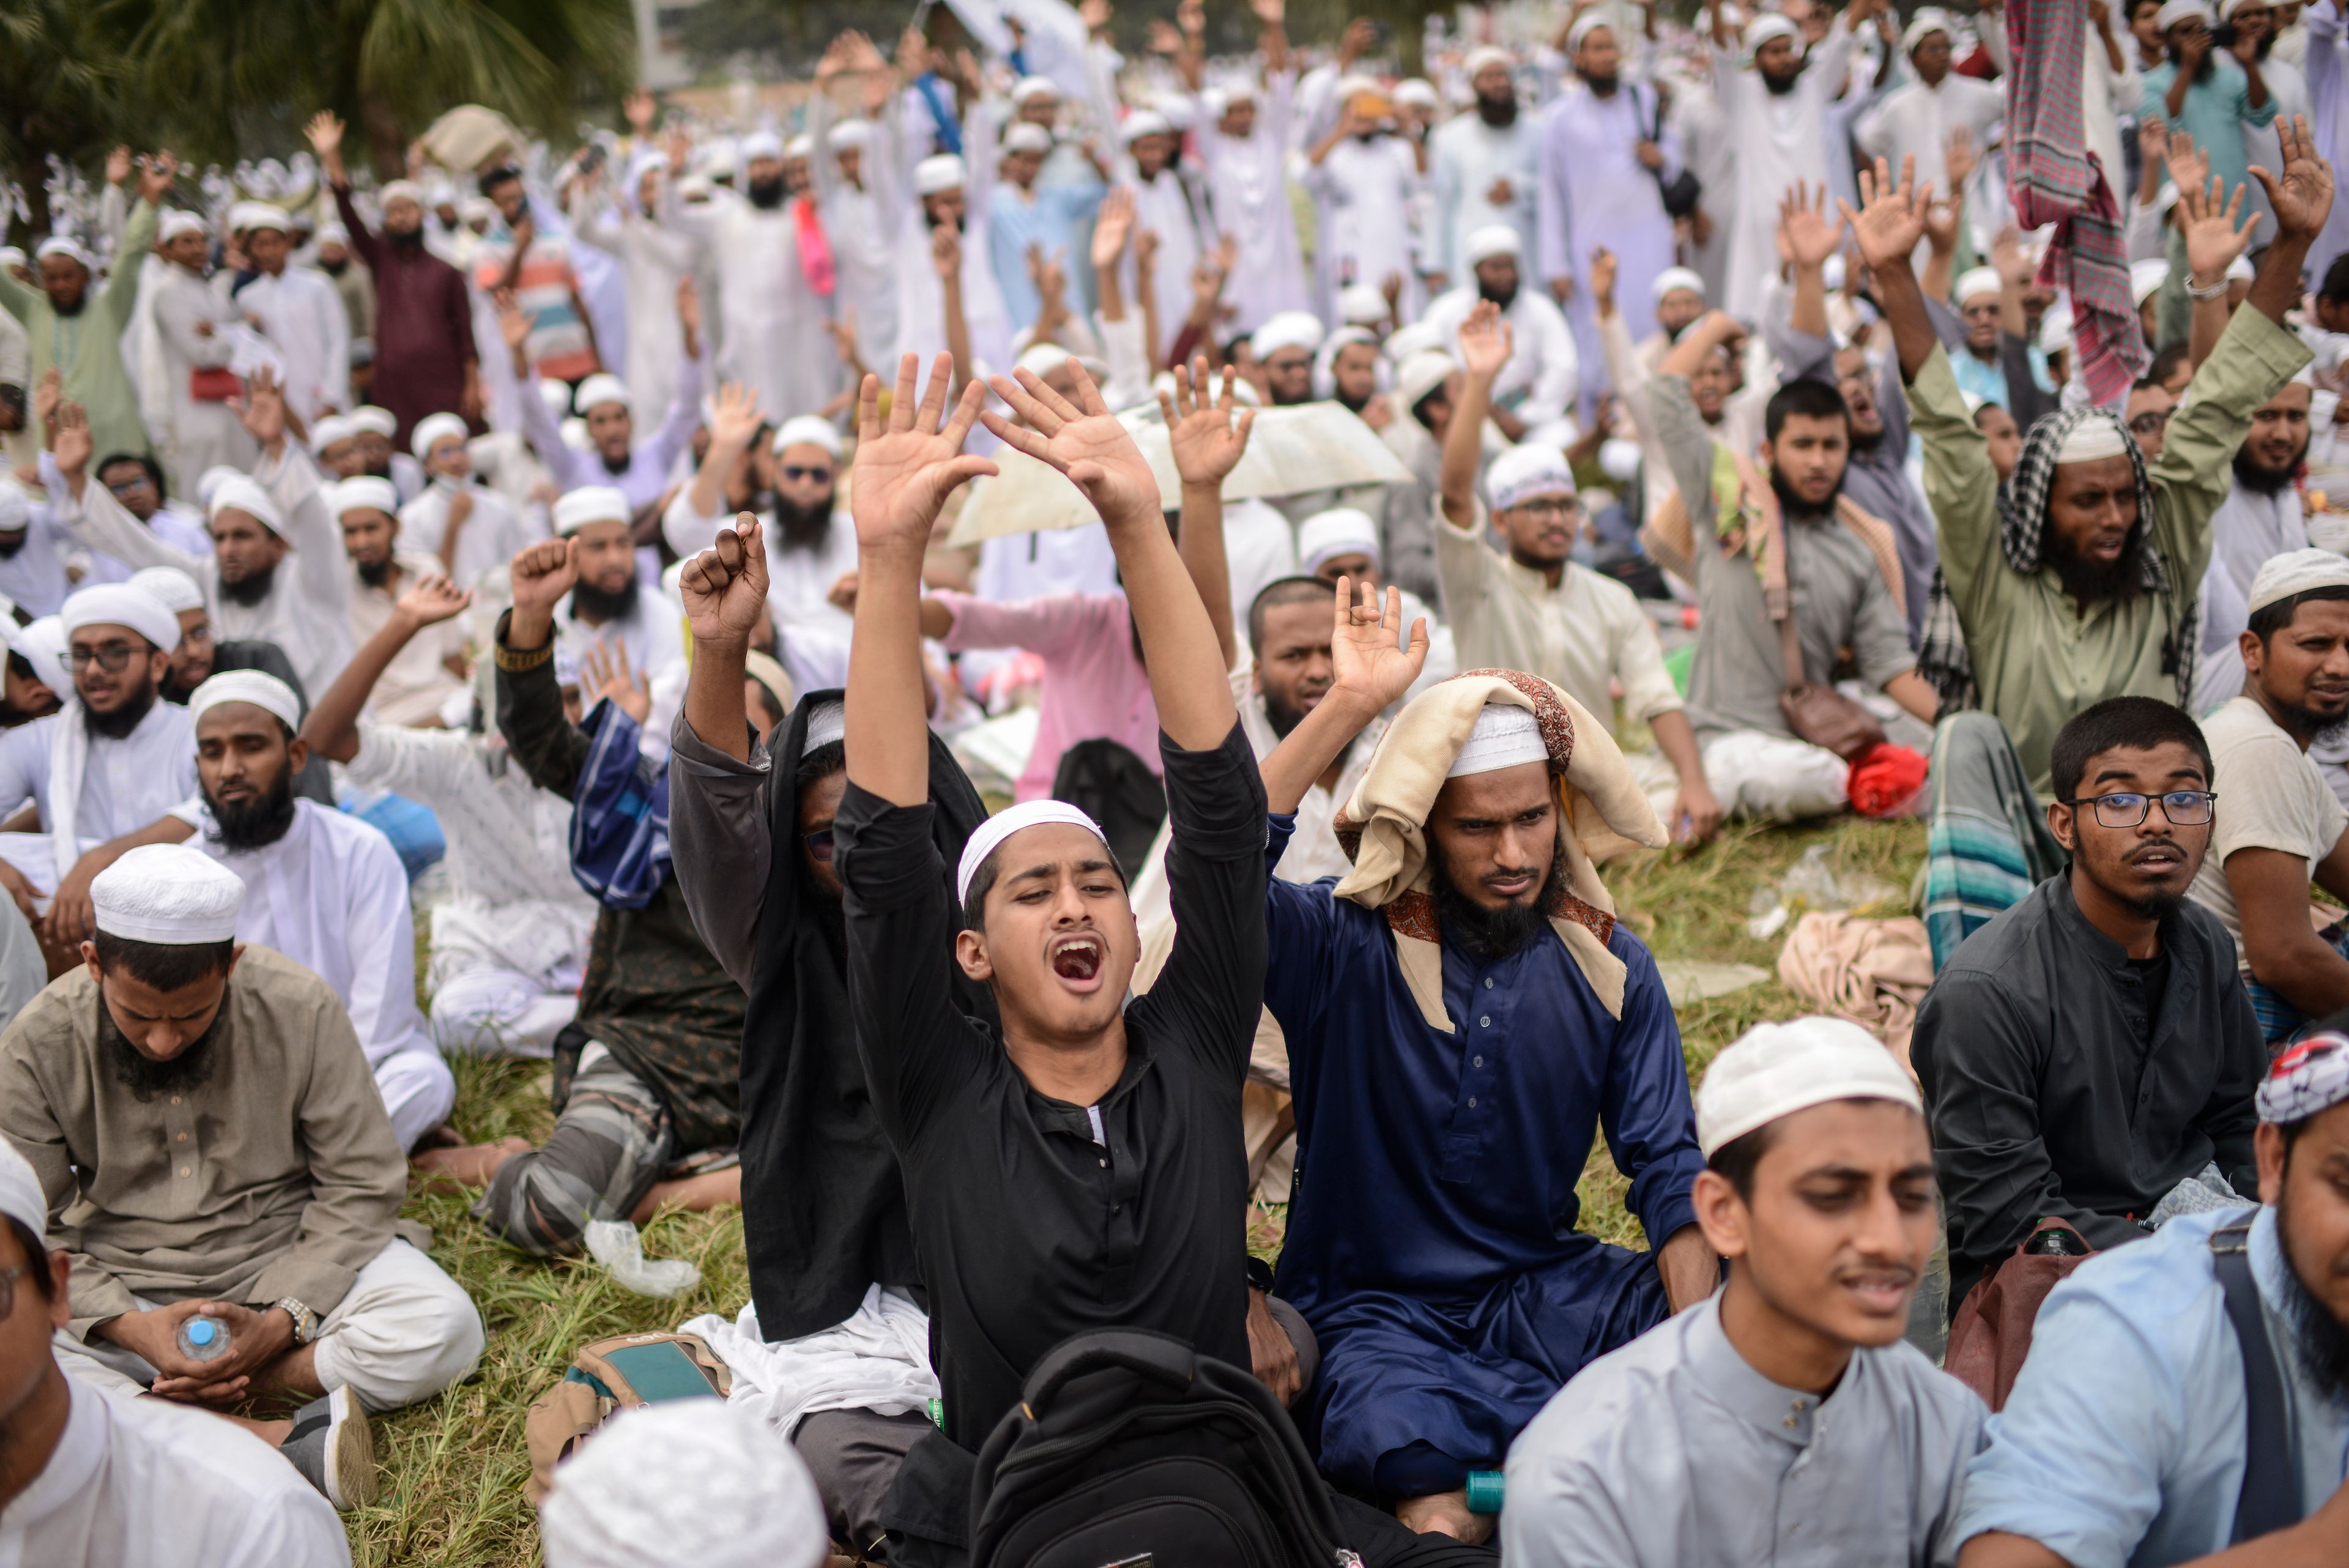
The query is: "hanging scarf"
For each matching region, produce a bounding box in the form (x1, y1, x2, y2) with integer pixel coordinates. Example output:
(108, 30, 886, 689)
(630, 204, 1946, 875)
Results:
(568, 698, 670, 910)
(2005, 0, 2147, 403)
(1329, 671, 1666, 1022)
(1913, 404, 2184, 711)
(1640, 442, 1908, 619)
(793, 195, 836, 297)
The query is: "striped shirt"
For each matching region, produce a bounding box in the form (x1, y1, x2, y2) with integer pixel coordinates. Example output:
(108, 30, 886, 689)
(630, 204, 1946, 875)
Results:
(475, 231, 596, 382)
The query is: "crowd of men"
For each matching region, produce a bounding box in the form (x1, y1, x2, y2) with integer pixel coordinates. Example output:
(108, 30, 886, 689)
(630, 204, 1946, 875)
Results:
(10, 0, 2349, 1561)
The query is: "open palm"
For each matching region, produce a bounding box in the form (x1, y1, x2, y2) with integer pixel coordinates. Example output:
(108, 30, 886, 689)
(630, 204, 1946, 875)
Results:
(1329, 579, 1428, 711)
(2253, 114, 2337, 245)
(1160, 357, 1255, 487)
(1458, 300, 1515, 380)
(852, 353, 995, 555)
(1779, 183, 1844, 270)
(983, 362, 1160, 524)
(1838, 155, 1932, 272)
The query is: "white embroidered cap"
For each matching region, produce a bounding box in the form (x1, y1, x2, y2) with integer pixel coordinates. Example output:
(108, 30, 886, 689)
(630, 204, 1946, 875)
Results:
(956, 800, 1111, 908)
(1696, 1016, 1921, 1156)
(91, 842, 245, 945)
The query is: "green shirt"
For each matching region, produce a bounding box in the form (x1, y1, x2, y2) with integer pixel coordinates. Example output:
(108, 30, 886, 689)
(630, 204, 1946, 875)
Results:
(1909, 305, 2309, 800)
(0, 198, 160, 461)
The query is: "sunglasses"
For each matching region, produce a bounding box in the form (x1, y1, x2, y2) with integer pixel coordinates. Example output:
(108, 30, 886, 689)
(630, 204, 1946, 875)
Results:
(781, 466, 833, 485)
(803, 828, 835, 861)
(68, 644, 144, 672)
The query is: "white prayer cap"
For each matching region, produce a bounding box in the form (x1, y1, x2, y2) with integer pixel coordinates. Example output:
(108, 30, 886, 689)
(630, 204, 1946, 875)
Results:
(91, 842, 245, 946)
(1338, 283, 1389, 326)
(2227, 253, 2255, 282)
(1485, 443, 1578, 510)
(538, 1400, 826, 1568)
(157, 209, 208, 243)
(0, 1137, 43, 1243)
(189, 668, 303, 732)
(2221, 0, 2263, 17)
(2055, 412, 2131, 464)
(539, 379, 574, 418)
(316, 221, 350, 247)
(1446, 702, 1548, 779)
(2249, 548, 2349, 614)
(2038, 302, 2074, 356)
(381, 178, 425, 209)
(677, 174, 714, 202)
(129, 566, 206, 615)
(1464, 225, 1523, 267)
(1250, 310, 1326, 361)
(1002, 122, 1053, 156)
(196, 466, 244, 510)
(1299, 508, 1383, 573)
(1652, 266, 1707, 304)
(1015, 341, 1073, 380)
(1121, 110, 1176, 144)
(347, 405, 396, 438)
(784, 133, 815, 160)
(561, 416, 592, 453)
(62, 582, 182, 654)
(1822, 253, 1847, 292)
(956, 800, 1111, 907)
(554, 486, 629, 537)
(308, 414, 358, 455)
(2131, 258, 2171, 306)
(574, 373, 631, 415)
(771, 415, 842, 459)
(0, 246, 24, 271)
(1600, 438, 1645, 484)
(827, 119, 874, 151)
(1395, 349, 1458, 412)
(225, 200, 271, 234)
(2156, 0, 2214, 29)
(1954, 266, 2003, 306)
(1464, 45, 1515, 76)
(1012, 76, 1061, 104)
(1745, 13, 1805, 54)
(1902, 6, 1956, 51)
(740, 130, 785, 163)
(806, 699, 846, 749)
(427, 180, 458, 207)
(1335, 74, 1381, 105)
(915, 154, 967, 196)
(1696, 1017, 1921, 1156)
(207, 477, 285, 534)
(1568, 12, 1614, 51)
(328, 475, 401, 519)
(240, 204, 290, 235)
(34, 236, 95, 272)
(412, 411, 470, 460)
(10, 617, 64, 682)
(699, 136, 740, 177)
(459, 196, 497, 224)
(1393, 79, 1440, 109)
(0, 477, 28, 530)
(1385, 321, 1445, 362)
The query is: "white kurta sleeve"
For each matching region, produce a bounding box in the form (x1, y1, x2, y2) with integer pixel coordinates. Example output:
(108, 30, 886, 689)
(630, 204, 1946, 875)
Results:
(338, 822, 433, 1068)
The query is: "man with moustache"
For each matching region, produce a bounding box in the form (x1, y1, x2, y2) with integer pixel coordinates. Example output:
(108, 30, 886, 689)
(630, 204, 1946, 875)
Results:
(1428, 46, 1540, 299)
(663, 396, 856, 641)
(332, 478, 465, 727)
(2187, 552, 2349, 1040)
(1422, 226, 1578, 442)
(1913, 697, 2266, 1312)
(546, 486, 686, 761)
(2194, 373, 2317, 710)
(670, 130, 838, 429)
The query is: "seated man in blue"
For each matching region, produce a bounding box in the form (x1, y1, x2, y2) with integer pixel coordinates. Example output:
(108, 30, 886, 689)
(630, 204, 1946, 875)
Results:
(1255, 578, 1715, 1542)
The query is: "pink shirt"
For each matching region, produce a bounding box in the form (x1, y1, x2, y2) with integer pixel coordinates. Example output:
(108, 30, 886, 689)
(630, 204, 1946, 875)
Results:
(937, 590, 1161, 802)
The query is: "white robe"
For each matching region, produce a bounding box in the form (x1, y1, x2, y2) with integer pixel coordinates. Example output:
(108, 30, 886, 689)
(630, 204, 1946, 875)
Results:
(1427, 108, 1544, 288)
(662, 490, 859, 641)
(813, 102, 907, 367)
(1711, 18, 1857, 320)
(1854, 73, 2005, 207)
(1538, 80, 1679, 401)
(574, 201, 698, 429)
(146, 264, 255, 499)
(1302, 133, 1425, 322)
(236, 266, 349, 422)
(2309, 1, 2349, 289)
(672, 191, 840, 423)
(1124, 163, 1215, 362)
(0, 699, 197, 894)
(1422, 283, 1581, 431)
(396, 480, 543, 590)
(552, 589, 688, 762)
(2195, 481, 2310, 713)
(1196, 71, 1312, 336)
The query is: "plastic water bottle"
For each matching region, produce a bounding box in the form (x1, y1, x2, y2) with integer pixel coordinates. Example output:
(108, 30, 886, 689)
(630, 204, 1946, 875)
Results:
(176, 1315, 231, 1363)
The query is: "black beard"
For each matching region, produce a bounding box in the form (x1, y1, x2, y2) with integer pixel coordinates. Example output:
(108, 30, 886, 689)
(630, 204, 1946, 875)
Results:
(320, 258, 347, 277)
(1476, 94, 1519, 128)
(101, 1006, 223, 1102)
(2047, 526, 2150, 606)
(51, 293, 87, 318)
(0, 532, 26, 560)
(2271, 695, 2349, 748)
(1337, 386, 1373, 414)
(2175, 45, 2219, 83)
(773, 490, 836, 554)
(207, 765, 297, 851)
(747, 176, 787, 209)
(570, 574, 640, 624)
(1849, 420, 1885, 451)
(83, 678, 157, 740)
(2117, 879, 2186, 921)
(2276, 1181, 2349, 1403)
(2233, 443, 2304, 496)
(1263, 686, 1312, 737)
(354, 554, 395, 590)
(599, 448, 631, 476)
(1478, 279, 1519, 311)
(218, 560, 276, 607)
(390, 229, 425, 255)
(1770, 467, 1841, 521)
(1432, 839, 1557, 960)
(1583, 70, 1620, 95)
(1763, 68, 1803, 96)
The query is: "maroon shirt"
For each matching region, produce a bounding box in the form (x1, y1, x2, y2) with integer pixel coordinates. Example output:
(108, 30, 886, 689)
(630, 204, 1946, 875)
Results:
(334, 184, 476, 444)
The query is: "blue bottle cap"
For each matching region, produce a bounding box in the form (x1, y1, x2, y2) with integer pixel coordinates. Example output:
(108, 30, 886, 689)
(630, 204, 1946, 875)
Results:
(1464, 1470, 1505, 1515)
(185, 1319, 216, 1346)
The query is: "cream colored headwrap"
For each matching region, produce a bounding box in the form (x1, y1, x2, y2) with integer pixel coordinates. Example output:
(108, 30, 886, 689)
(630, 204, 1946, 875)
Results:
(1331, 670, 1666, 1021)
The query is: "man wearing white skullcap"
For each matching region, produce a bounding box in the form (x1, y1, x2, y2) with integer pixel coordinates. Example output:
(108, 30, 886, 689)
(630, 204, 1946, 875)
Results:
(1255, 637, 1705, 1538)
(540, 1402, 827, 1568)
(396, 410, 530, 589)
(2145, 0, 2277, 206)
(1121, 105, 1211, 363)
(330, 474, 469, 726)
(1192, 2, 1311, 338)
(1941, 266, 2019, 411)
(523, 489, 686, 760)
(2189, 368, 2321, 715)
(2179, 549, 2349, 1041)
(1428, 42, 1540, 312)
(1248, 310, 1326, 406)
(1507, 1017, 1985, 1568)
(236, 183, 350, 426)
(148, 193, 258, 497)
(1302, 64, 1426, 324)
(4, 831, 483, 1514)
(812, 91, 902, 370)
(339, 404, 426, 503)
(891, 141, 1018, 385)
(1852, 6, 2003, 228)
(2, 155, 169, 464)
(0, 1137, 353, 1561)
(664, 404, 859, 642)
(312, 220, 374, 367)
(1422, 223, 1579, 437)
(0, 470, 79, 620)
(0, 582, 199, 932)
(507, 269, 706, 519)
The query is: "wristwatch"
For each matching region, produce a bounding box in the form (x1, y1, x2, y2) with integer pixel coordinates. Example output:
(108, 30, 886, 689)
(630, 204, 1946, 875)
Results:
(274, 1296, 321, 1345)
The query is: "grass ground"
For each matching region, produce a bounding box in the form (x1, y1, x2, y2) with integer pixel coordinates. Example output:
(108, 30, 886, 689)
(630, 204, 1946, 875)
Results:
(349, 814, 1927, 1564)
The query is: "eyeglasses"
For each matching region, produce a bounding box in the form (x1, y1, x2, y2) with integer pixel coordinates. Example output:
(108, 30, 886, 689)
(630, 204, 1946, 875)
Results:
(781, 466, 833, 485)
(68, 644, 143, 672)
(2058, 790, 2216, 828)
(802, 828, 835, 861)
(104, 474, 157, 496)
(1511, 497, 1578, 520)
(2128, 409, 2172, 435)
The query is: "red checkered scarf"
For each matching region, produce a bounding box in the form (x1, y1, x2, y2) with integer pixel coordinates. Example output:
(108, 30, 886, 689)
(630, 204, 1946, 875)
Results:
(2006, 0, 2147, 402)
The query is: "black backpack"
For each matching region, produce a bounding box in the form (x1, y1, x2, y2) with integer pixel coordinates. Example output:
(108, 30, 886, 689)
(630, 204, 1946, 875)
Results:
(968, 1329, 1363, 1568)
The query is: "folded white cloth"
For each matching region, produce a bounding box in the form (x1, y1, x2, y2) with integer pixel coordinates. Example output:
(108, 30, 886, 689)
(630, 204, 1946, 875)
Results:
(678, 1285, 939, 1441)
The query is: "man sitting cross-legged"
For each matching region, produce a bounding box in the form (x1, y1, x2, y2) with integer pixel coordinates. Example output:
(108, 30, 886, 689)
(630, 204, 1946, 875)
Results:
(1252, 581, 1713, 1540)
(1504, 1018, 1987, 1565)
(0, 843, 484, 1510)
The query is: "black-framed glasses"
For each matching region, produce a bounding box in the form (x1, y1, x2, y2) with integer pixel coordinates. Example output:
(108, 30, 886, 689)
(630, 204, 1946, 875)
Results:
(781, 465, 833, 485)
(68, 644, 141, 672)
(2058, 790, 2216, 829)
(802, 828, 835, 861)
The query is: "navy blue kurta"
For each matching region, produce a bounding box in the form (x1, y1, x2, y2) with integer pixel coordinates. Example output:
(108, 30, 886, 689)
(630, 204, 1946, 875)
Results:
(1261, 814, 1705, 1496)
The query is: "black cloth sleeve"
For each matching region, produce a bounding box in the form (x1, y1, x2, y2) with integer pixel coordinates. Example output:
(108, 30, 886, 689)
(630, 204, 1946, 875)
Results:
(2205, 964, 2268, 1197)
(1135, 721, 1269, 1084)
(492, 607, 589, 803)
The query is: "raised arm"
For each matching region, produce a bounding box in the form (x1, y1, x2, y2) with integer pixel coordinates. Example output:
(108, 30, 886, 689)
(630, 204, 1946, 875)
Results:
(982, 360, 1236, 749)
(1441, 300, 1513, 530)
(1161, 357, 1255, 671)
(1838, 153, 1941, 383)
(303, 574, 472, 764)
(682, 382, 765, 538)
(675, 514, 773, 765)
(1260, 578, 1426, 813)
(847, 354, 997, 807)
(48, 402, 201, 574)
(2177, 168, 2260, 374)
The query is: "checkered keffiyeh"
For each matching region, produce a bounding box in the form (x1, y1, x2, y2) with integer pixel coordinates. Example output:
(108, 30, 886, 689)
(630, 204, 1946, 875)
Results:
(2257, 1031, 2349, 1124)
(2005, 0, 2148, 403)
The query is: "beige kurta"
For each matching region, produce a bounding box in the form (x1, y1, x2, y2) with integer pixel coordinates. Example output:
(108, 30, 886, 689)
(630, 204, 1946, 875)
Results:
(0, 945, 405, 1337)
